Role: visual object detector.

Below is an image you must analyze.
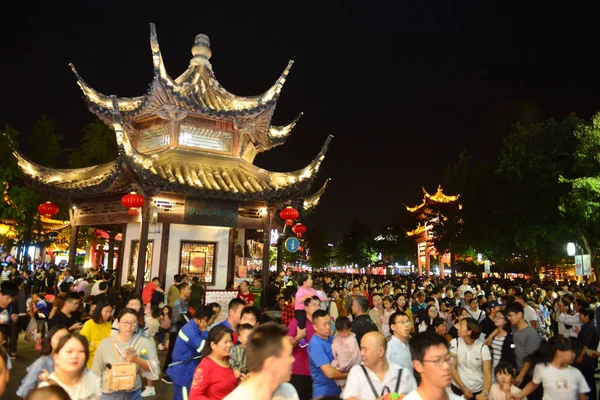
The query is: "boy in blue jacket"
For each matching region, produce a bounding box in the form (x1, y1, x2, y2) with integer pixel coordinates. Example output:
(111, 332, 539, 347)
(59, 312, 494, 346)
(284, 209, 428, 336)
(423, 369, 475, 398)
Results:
(166, 305, 211, 400)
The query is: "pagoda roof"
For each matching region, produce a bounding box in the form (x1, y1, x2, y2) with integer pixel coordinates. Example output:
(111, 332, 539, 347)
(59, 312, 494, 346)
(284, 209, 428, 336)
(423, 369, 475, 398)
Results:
(70, 23, 299, 153)
(303, 178, 330, 213)
(406, 223, 427, 237)
(405, 185, 460, 213)
(7, 100, 332, 202)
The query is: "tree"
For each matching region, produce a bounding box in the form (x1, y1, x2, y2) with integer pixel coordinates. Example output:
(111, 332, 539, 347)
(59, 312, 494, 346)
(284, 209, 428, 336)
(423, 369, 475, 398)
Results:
(333, 219, 378, 268)
(304, 225, 331, 269)
(26, 115, 64, 168)
(67, 118, 118, 167)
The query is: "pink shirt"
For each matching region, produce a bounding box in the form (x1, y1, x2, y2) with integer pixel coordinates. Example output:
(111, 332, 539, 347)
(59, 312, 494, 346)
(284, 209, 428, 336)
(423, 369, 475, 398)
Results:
(295, 287, 320, 311)
(287, 317, 315, 376)
(331, 332, 361, 372)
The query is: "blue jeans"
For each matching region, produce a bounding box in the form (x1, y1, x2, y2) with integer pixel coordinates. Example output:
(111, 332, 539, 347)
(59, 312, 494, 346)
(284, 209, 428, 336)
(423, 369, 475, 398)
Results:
(101, 389, 142, 400)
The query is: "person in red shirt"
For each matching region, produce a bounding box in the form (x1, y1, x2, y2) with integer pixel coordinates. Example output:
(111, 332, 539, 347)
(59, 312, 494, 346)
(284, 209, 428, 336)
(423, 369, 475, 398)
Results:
(237, 281, 255, 306)
(141, 277, 165, 305)
(189, 324, 237, 400)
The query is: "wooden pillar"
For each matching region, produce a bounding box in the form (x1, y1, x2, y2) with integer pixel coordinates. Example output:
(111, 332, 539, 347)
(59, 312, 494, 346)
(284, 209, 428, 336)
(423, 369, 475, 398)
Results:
(115, 226, 127, 288)
(67, 225, 79, 270)
(135, 201, 151, 295)
(107, 231, 116, 271)
(158, 223, 170, 286)
(227, 228, 236, 285)
(426, 249, 431, 276)
(261, 207, 274, 308)
(417, 242, 422, 276)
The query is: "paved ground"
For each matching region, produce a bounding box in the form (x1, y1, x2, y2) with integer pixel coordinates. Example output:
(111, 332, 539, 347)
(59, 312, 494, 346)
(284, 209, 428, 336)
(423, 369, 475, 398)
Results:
(6, 333, 174, 399)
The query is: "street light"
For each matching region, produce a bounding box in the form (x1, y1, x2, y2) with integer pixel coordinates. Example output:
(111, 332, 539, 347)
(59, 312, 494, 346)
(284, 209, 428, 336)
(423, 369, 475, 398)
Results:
(567, 242, 576, 257)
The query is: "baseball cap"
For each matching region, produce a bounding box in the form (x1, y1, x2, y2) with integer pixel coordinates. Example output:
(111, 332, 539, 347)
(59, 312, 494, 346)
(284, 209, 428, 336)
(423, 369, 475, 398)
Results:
(488, 300, 502, 308)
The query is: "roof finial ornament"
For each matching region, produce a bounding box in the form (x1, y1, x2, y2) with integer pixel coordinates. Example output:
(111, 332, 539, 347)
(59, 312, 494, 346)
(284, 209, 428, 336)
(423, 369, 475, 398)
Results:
(190, 34, 212, 66)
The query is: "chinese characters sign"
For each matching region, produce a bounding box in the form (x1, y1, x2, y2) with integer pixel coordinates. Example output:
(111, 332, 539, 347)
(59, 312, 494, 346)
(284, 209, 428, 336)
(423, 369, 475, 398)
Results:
(184, 198, 238, 227)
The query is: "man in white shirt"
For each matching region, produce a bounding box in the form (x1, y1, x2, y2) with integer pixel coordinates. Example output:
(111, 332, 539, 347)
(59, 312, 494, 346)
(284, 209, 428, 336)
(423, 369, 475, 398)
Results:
(404, 331, 464, 400)
(343, 332, 416, 399)
(557, 297, 586, 340)
(514, 292, 538, 330)
(224, 322, 299, 400)
(386, 312, 413, 372)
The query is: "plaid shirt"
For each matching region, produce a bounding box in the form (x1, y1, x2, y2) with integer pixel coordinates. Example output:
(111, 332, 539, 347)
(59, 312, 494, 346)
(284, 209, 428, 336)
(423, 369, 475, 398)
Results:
(282, 303, 295, 327)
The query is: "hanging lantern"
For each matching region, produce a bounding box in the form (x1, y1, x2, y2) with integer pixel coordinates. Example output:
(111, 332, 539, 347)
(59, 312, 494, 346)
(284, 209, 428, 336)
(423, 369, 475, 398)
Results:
(121, 192, 145, 215)
(292, 223, 307, 238)
(38, 201, 59, 218)
(279, 206, 299, 227)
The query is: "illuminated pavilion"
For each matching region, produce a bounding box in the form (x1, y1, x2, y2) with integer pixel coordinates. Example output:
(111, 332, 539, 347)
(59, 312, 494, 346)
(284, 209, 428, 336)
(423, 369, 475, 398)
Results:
(9, 24, 330, 292)
(406, 185, 460, 276)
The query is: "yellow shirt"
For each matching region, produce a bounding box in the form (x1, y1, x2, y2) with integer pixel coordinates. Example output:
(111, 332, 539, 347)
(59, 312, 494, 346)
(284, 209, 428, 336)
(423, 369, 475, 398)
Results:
(80, 319, 112, 369)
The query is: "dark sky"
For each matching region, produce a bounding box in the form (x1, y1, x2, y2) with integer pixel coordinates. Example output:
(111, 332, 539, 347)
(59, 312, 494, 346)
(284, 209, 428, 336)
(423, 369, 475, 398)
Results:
(2, 2, 600, 240)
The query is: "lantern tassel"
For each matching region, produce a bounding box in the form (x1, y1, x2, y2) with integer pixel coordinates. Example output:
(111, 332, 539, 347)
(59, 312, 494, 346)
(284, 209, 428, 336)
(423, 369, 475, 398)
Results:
(129, 209, 138, 215)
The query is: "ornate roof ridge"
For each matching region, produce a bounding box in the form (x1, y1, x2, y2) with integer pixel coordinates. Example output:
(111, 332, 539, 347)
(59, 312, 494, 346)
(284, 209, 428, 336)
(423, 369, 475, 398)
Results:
(303, 178, 331, 213)
(405, 185, 460, 213)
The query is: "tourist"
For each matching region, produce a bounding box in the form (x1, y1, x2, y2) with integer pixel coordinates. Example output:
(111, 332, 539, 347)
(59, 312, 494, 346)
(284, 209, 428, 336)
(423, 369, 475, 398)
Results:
(80, 300, 113, 369)
(237, 280, 255, 306)
(350, 296, 379, 345)
(448, 306, 468, 339)
(141, 277, 165, 306)
(141, 303, 160, 397)
(449, 317, 492, 399)
(17, 325, 69, 398)
(281, 289, 296, 327)
(368, 294, 383, 332)
(189, 277, 204, 311)
(239, 305, 261, 327)
(343, 331, 416, 399)
(112, 296, 148, 337)
(10, 277, 29, 358)
(410, 291, 426, 315)
(331, 316, 361, 387)
(25, 385, 71, 400)
(484, 309, 516, 374)
(480, 300, 502, 338)
(574, 308, 599, 400)
(229, 323, 253, 379)
(166, 306, 211, 400)
(514, 292, 538, 330)
(459, 277, 475, 299)
(156, 305, 171, 351)
(466, 297, 486, 323)
(405, 331, 464, 400)
(505, 302, 542, 400)
(288, 295, 320, 400)
(48, 292, 82, 332)
(428, 316, 451, 343)
(489, 362, 522, 400)
(162, 282, 191, 384)
(295, 273, 322, 348)
(514, 335, 589, 400)
(38, 333, 102, 400)
(308, 309, 347, 398)
(419, 304, 439, 333)
(92, 308, 161, 399)
(379, 296, 395, 337)
(224, 322, 299, 400)
(188, 325, 237, 400)
(386, 312, 413, 372)
(167, 274, 183, 307)
(557, 297, 586, 341)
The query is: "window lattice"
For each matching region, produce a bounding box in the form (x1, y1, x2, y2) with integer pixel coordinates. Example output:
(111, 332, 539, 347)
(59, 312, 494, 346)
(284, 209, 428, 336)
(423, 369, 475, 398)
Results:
(139, 125, 170, 152)
(179, 125, 232, 152)
(179, 241, 216, 284)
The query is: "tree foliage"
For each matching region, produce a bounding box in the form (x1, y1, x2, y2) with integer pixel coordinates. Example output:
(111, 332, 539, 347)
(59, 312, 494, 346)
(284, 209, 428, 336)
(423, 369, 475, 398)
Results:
(67, 118, 118, 167)
(333, 219, 378, 268)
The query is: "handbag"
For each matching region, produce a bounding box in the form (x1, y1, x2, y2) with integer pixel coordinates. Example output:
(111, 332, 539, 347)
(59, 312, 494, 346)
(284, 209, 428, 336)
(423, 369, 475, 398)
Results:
(105, 337, 140, 392)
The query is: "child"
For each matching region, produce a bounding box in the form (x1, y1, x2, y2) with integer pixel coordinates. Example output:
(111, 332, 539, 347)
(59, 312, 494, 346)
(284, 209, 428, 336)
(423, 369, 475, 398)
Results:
(295, 273, 322, 348)
(157, 305, 171, 350)
(380, 296, 395, 338)
(142, 303, 160, 397)
(490, 362, 526, 400)
(230, 323, 254, 379)
(331, 316, 361, 387)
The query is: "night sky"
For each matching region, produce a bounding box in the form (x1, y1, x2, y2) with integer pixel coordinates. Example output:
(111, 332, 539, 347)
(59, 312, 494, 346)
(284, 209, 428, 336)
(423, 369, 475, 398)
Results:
(2, 2, 600, 240)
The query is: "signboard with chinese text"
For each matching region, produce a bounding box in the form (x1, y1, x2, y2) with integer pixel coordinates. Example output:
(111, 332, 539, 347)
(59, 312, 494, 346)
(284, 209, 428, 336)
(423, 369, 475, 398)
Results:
(184, 198, 238, 227)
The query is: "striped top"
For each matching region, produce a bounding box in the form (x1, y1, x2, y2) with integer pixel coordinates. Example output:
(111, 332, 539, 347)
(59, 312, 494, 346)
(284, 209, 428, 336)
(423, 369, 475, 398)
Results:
(491, 334, 506, 370)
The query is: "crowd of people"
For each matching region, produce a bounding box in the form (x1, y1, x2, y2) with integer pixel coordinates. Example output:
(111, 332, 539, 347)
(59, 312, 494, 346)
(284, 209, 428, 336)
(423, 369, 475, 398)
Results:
(0, 260, 596, 400)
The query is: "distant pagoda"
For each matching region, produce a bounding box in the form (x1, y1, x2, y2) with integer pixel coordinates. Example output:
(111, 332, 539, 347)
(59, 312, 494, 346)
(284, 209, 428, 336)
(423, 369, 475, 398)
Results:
(10, 24, 330, 292)
(406, 185, 459, 276)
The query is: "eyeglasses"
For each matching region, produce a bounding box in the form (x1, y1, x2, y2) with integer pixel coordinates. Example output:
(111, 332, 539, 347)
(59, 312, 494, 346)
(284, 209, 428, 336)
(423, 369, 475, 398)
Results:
(120, 321, 138, 326)
(422, 355, 455, 367)
(394, 320, 412, 326)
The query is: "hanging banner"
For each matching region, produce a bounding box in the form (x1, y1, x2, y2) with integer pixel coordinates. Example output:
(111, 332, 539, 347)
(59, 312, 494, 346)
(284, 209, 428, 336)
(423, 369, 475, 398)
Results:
(484, 260, 491, 274)
(583, 254, 592, 276)
(575, 255, 583, 276)
(184, 198, 238, 227)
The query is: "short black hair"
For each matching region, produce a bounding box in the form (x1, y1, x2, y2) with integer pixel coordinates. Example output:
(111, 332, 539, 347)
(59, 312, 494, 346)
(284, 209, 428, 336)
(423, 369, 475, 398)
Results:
(409, 330, 449, 362)
(304, 295, 320, 307)
(580, 308, 594, 320)
(505, 302, 524, 315)
(297, 273, 311, 287)
(237, 323, 254, 334)
(312, 309, 329, 323)
(241, 306, 261, 321)
(0, 281, 17, 297)
(335, 316, 352, 331)
(228, 297, 246, 311)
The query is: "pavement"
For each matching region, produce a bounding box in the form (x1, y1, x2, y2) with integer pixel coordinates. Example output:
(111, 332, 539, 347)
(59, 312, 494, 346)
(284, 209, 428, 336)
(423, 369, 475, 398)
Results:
(6, 333, 175, 399)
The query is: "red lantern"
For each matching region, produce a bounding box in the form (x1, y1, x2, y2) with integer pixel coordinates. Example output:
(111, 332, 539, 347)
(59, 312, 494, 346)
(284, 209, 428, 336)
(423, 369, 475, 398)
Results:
(121, 193, 145, 215)
(279, 207, 299, 227)
(292, 223, 307, 238)
(38, 201, 59, 218)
